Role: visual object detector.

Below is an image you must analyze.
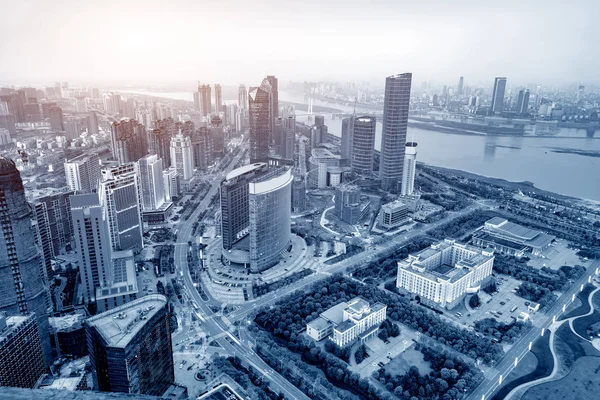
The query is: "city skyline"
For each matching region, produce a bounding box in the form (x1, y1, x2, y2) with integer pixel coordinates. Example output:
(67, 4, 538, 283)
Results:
(0, 0, 598, 86)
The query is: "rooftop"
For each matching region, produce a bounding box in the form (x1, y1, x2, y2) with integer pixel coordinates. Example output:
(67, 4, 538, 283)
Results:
(85, 295, 167, 348)
(334, 319, 356, 333)
(225, 162, 267, 181)
(307, 316, 331, 331)
(320, 301, 348, 325)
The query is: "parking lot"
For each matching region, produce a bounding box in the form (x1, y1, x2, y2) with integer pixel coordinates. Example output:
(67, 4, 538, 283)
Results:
(528, 239, 583, 271)
(454, 275, 541, 330)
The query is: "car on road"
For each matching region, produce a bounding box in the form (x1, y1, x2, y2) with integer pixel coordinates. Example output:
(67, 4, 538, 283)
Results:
(500, 301, 506, 306)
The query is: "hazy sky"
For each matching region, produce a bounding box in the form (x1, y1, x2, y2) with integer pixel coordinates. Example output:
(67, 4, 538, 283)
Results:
(0, 0, 597, 87)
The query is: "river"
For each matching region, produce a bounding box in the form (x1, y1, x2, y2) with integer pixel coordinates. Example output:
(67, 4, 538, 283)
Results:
(120, 89, 600, 201)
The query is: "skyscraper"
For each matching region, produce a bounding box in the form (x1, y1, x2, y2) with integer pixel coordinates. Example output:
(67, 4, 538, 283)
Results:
(490, 77, 507, 115)
(49, 106, 64, 131)
(220, 163, 292, 272)
(214, 84, 222, 113)
(516, 89, 530, 115)
(31, 191, 74, 280)
(249, 167, 292, 272)
(64, 153, 101, 193)
(0, 313, 47, 388)
(284, 114, 295, 160)
(238, 84, 248, 110)
(85, 295, 174, 396)
(110, 119, 148, 164)
(248, 80, 272, 163)
(0, 156, 52, 365)
(458, 76, 464, 95)
(401, 142, 418, 196)
(198, 84, 212, 117)
(191, 127, 214, 170)
(350, 116, 376, 176)
(70, 193, 112, 303)
(87, 111, 99, 135)
(99, 164, 143, 253)
(266, 75, 279, 130)
(137, 155, 165, 211)
(379, 73, 412, 193)
(340, 117, 352, 160)
(170, 132, 194, 181)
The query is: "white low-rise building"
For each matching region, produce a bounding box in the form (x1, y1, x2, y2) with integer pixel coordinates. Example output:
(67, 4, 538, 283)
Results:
(306, 297, 387, 347)
(396, 239, 494, 309)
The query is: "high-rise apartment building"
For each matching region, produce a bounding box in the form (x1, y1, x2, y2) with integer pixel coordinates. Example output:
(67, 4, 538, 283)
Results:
(49, 106, 64, 131)
(70, 193, 112, 303)
(191, 127, 214, 170)
(379, 73, 412, 193)
(163, 168, 180, 202)
(110, 119, 148, 164)
(0, 156, 52, 365)
(149, 118, 175, 168)
(0, 313, 47, 388)
(31, 192, 74, 280)
(64, 153, 101, 193)
(401, 142, 418, 196)
(214, 84, 222, 113)
(137, 155, 165, 211)
(170, 132, 194, 181)
(350, 116, 376, 176)
(75, 96, 87, 112)
(99, 164, 143, 253)
(197, 84, 212, 117)
(248, 80, 272, 163)
(490, 77, 507, 115)
(86, 295, 174, 396)
(87, 111, 99, 135)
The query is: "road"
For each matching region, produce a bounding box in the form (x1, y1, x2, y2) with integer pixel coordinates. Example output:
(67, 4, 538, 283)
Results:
(228, 202, 484, 322)
(468, 258, 600, 400)
(173, 149, 310, 400)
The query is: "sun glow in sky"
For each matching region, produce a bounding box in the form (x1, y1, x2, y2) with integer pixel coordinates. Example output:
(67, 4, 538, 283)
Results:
(0, 0, 597, 86)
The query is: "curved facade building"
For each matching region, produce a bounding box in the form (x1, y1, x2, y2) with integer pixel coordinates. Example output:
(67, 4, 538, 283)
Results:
(351, 116, 376, 176)
(0, 156, 52, 365)
(249, 168, 292, 272)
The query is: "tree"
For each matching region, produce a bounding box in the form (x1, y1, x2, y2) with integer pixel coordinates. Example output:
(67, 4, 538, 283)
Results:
(469, 294, 480, 309)
(378, 328, 389, 341)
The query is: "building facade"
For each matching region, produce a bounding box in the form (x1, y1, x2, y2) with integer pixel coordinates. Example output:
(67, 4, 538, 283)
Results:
(248, 167, 292, 272)
(86, 295, 174, 396)
(396, 239, 494, 309)
(99, 164, 143, 253)
(307, 297, 387, 348)
(64, 153, 101, 193)
(401, 142, 417, 196)
(334, 184, 368, 224)
(110, 119, 148, 164)
(0, 313, 47, 388)
(351, 116, 376, 176)
(191, 127, 214, 170)
(379, 73, 412, 193)
(379, 200, 409, 229)
(169, 133, 194, 181)
(248, 81, 271, 163)
(0, 157, 52, 365)
(490, 77, 507, 115)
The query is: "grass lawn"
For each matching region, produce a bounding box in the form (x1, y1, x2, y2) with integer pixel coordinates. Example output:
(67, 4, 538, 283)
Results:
(560, 284, 595, 321)
(572, 290, 600, 339)
(522, 356, 600, 400)
(383, 348, 432, 376)
(491, 331, 553, 400)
